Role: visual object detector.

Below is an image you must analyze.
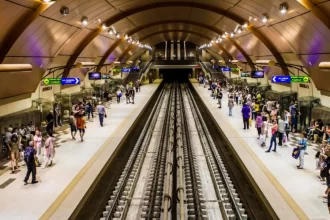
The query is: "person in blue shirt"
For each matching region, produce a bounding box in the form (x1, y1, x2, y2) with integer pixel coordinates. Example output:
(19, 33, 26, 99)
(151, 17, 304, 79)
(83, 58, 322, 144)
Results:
(297, 132, 308, 169)
(241, 103, 251, 130)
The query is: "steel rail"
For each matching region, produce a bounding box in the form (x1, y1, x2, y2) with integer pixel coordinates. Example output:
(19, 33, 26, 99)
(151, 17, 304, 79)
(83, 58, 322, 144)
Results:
(102, 85, 167, 220)
(178, 84, 207, 219)
(185, 84, 248, 220)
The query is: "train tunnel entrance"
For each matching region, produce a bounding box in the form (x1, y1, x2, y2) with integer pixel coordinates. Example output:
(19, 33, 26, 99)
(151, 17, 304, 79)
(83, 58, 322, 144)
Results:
(160, 69, 192, 82)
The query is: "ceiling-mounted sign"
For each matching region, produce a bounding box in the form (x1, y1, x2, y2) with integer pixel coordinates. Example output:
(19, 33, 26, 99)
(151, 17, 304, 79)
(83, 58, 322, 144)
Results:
(112, 68, 121, 73)
(291, 76, 309, 83)
(272, 76, 291, 83)
(230, 68, 240, 72)
(62, 78, 81, 84)
(121, 68, 131, 72)
(42, 86, 52, 91)
(131, 66, 140, 71)
(241, 72, 251, 77)
(221, 67, 230, 71)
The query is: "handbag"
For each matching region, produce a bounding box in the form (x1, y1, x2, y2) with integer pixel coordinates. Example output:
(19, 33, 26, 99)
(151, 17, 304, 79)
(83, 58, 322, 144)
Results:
(292, 148, 300, 159)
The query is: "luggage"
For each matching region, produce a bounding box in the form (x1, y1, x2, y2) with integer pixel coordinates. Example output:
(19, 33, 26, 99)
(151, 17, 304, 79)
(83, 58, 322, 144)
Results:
(292, 148, 300, 159)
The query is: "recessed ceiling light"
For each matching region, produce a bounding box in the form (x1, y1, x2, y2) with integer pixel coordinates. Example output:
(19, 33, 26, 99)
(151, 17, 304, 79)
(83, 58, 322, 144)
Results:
(237, 28, 242, 34)
(81, 16, 88, 26)
(60, 7, 69, 16)
(243, 22, 248, 28)
(102, 24, 108, 30)
(280, 3, 289, 14)
(261, 14, 268, 23)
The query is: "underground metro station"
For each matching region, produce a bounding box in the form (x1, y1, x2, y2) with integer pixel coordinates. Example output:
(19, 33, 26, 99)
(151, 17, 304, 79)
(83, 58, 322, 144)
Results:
(1, 0, 330, 219)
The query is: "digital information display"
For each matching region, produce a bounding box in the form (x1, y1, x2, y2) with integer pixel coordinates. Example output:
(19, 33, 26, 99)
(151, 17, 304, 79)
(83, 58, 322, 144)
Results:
(42, 78, 81, 85)
(271, 76, 309, 83)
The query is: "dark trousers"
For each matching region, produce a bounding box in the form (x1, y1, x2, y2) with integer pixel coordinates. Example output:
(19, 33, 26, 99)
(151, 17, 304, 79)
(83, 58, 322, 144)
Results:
(46, 122, 53, 133)
(267, 134, 277, 151)
(24, 161, 36, 182)
(88, 111, 93, 119)
(99, 114, 104, 126)
(252, 112, 257, 120)
(117, 96, 120, 103)
(278, 132, 283, 145)
(243, 117, 249, 129)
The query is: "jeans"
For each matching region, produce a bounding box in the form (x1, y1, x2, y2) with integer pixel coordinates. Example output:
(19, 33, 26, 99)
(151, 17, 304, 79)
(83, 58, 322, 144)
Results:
(24, 161, 36, 182)
(252, 112, 256, 120)
(291, 117, 297, 132)
(229, 107, 233, 115)
(299, 150, 305, 168)
(267, 134, 277, 151)
(88, 111, 93, 119)
(243, 117, 249, 129)
(99, 114, 104, 126)
(117, 96, 121, 103)
(278, 132, 283, 145)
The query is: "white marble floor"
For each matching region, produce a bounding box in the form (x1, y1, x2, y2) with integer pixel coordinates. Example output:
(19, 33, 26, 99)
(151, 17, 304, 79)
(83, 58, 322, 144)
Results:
(0, 83, 160, 220)
(192, 82, 329, 220)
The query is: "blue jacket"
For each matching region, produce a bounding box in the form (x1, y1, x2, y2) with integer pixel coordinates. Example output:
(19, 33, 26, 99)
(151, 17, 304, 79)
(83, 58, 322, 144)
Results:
(241, 105, 250, 119)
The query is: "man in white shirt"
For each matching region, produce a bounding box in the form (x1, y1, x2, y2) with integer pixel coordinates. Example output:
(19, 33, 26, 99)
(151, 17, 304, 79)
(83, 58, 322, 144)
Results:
(266, 100, 273, 113)
(97, 102, 107, 127)
(278, 116, 285, 146)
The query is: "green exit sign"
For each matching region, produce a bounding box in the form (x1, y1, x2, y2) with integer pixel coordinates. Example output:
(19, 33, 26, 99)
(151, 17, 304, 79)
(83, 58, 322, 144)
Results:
(42, 78, 61, 85)
(291, 76, 309, 83)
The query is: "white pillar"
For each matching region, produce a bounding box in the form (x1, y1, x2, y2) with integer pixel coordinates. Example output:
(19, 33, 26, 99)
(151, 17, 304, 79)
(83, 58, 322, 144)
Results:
(170, 41, 174, 60)
(184, 41, 186, 60)
(177, 41, 181, 60)
(165, 41, 167, 59)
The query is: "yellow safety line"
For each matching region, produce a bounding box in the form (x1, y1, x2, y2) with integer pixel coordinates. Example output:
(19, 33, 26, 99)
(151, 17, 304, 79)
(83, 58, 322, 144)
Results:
(190, 81, 309, 220)
(40, 84, 159, 220)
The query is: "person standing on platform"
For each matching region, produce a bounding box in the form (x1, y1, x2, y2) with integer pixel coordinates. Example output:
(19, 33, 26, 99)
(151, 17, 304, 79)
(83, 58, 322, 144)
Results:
(125, 89, 130, 104)
(217, 89, 223, 108)
(135, 80, 140, 92)
(97, 102, 107, 127)
(46, 110, 54, 133)
(9, 134, 20, 174)
(43, 131, 55, 168)
(24, 141, 37, 185)
(261, 115, 268, 147)
(278, 116, 285, 146)
(129, 87, 135, 104)
(228, 95, 235, 116)
(116, 88, 122, 103)
(266, 121, 278, 153)
(296, 132, 307, 169)
(76, 109, 86, 142)
(69, 112, 77, 140)
(33, 128, 42, 166)
(242, 103, 251, 130)
(87, 101, 93, 121)
(256, 112, 263, 139)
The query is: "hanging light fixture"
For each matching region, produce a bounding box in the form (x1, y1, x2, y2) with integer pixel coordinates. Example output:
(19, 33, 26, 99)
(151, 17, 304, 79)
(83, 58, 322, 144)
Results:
(101, 24, 108, 30)
(237, 28, 242, 34)
(243, 22, 248, 28)
(60, 7, 69, 16)
(124, 34, 128, 40)
(230, 32, 235, 38)
(280, 3, 288, 14)
(108, 29, 114, 35)
(81, 16, 88, 26)
(116, 33, 121, 39)
(261, 14, 268, 23)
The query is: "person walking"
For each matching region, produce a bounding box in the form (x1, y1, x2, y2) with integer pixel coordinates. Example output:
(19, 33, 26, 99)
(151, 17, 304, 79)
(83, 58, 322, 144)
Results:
(9, 134, 20, 174)
(46, 110, 54, 133)
(261, 116, 268, 147)
(23, 141, 37, 185)
(266, 121, 278, 153)
(125, 89, 130, 104)
(242, 103, 251, 130)
(255, 112, 263, 139)
(116, 88, 122, 103)
(33, 128, 42, 166)
(129, 87, 135, 104)
(297, 132, 308, 169)
(135, 79, 140, 92)
(228, 96, 235, 116)
(87, 101, 93, 120)
(76, 109, 86, 141)
(217, 89, 223, 108)
(97, 102, 107, 127)
(43, 131, 55, 168)
(69, 112, 77, 140)
(277, 116, 285, 146)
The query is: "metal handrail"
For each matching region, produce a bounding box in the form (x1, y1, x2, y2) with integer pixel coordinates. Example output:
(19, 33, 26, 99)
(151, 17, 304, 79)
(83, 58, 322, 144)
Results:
(138, 58, 154, 81)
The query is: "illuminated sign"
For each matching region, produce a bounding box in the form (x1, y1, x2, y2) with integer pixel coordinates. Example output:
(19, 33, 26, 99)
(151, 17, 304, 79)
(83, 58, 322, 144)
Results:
(121, 68, 131, 72)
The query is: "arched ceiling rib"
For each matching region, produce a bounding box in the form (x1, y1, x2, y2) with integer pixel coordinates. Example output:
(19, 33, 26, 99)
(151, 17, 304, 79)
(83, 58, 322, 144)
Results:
(60, 1, 289, 77)
(97, 20, 255, 70)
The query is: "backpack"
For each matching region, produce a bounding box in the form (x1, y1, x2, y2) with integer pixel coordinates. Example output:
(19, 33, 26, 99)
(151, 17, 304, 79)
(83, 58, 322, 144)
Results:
(24, 147, 34, 163)
(218, 93, 223, 99)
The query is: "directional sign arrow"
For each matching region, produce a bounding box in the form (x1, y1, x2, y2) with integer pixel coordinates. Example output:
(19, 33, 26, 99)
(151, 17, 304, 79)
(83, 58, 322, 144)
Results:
(75, 78, 79, 84)
(272, 76, 276, 83)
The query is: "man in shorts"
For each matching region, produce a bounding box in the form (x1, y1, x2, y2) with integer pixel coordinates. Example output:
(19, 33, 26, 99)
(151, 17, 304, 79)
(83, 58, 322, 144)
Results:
(76, 109, 86, 141)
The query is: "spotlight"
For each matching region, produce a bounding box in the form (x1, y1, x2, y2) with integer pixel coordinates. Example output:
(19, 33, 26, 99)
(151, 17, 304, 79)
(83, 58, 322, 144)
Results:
(237, 28, 242, 34)
(116, 33, 121, 39)
(280, 3, 288, 14)
(102, 24, 108, 30)
(243, 22, 248, 28)
(215, 40, 219, 43)
(261, 14, 268, 23)
(109, 29, 114, 35)
(230, 32, 235, 38)
(124, 34, 128, 40)
(60, 7, 69, 16)
(81, 16, 88, 26)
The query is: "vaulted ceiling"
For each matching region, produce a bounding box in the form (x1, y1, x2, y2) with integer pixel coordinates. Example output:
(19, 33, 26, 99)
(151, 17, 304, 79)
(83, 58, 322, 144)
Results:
(1, 0, 330, 95)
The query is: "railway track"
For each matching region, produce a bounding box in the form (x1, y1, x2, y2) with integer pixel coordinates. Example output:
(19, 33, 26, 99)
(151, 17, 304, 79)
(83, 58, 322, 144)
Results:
(99, 83, 253, 220)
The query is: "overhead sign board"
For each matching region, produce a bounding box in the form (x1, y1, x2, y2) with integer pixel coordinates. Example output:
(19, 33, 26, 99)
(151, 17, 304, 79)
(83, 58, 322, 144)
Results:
(221, 67, 231, 71)
(271, 76, 291, 83)
(271, 76, 309, 83)
(42, 78, 61, 85)
(112, 68, 121, 73)
(61, 78, 80, 85)
(241, 72, 251, 77)
(121, 68, 131, 72)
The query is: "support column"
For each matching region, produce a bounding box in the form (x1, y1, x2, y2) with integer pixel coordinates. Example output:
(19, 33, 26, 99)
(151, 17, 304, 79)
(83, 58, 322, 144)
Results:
(184, 41, 187, 60)
(146, 50, 150, 60)
(177, 40, 181, 60)
(156, 68, 160, 79)
(192, 68, 196, 78)
(170, 41, 174, 60)
(196, 46, 199, 61)
(165, 41, 167, 59)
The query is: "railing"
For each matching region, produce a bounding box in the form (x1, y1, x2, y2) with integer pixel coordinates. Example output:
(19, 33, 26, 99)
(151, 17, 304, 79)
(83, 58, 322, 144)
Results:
(199, 61, 212, 78)
(138, 58, 154, 80)
(153, 59, 197, 65)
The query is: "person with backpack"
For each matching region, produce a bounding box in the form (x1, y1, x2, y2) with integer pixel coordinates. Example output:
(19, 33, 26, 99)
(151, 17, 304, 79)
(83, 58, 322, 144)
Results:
(43, 131, 55, 168)
(24, 141, 37, 185)
(9, 134, 20, 174)
(228, 96, 235, 116)
(76, 109, 86, 142)
(217, 89, 223, 108)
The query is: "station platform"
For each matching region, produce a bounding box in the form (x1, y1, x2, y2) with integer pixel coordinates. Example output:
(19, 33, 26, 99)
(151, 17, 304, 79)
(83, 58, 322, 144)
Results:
(191, 80, 328, 220)
(0, 82, 161, 220)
